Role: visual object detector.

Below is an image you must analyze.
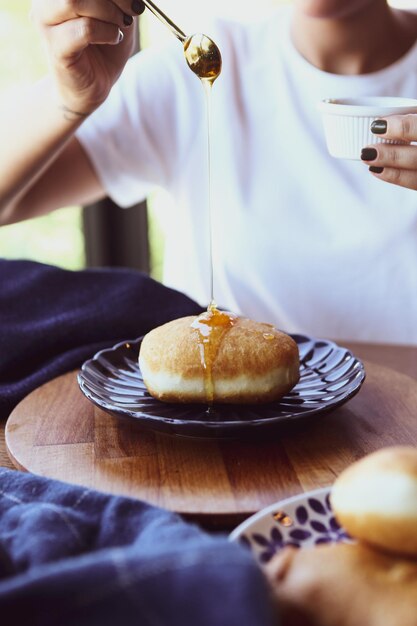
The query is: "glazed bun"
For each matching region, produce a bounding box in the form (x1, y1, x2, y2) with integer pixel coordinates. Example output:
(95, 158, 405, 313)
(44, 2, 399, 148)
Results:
(266, 543, 417, 626)
(331, 446, 417, 557)
(139, 313, 300, 404)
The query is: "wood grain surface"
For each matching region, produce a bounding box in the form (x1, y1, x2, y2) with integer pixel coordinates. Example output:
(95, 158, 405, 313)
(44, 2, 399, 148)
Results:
(1, 342, 414, 472)
(5, 357, 417, 527)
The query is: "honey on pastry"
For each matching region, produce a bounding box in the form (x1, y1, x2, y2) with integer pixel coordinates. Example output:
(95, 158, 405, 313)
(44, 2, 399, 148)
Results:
(191, 303, 237, 403)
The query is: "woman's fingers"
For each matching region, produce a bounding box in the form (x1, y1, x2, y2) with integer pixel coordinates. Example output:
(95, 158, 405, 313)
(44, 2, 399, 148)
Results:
(370, 114, 417, 142)
(130, 0, 146, 15)
(361, 144, 417, 170)
(368, 165, 417, 191)
(361, 131, 417, 190)
(48, 17, 123, 59)
(32, 0, 145, 30)
(33, 0, 128, 30)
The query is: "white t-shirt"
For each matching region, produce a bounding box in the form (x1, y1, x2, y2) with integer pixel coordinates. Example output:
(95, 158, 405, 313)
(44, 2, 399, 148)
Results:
(77, 6, 417, 345)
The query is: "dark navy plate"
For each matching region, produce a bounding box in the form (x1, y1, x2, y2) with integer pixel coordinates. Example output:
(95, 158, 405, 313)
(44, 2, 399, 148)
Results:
(77, 334, 365, 438)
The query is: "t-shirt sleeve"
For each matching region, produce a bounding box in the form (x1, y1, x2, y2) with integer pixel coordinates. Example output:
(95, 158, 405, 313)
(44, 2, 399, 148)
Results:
(76, 41, 202, 208)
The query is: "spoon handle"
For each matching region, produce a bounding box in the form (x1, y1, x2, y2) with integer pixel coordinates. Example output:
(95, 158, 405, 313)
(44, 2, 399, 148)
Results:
(142, 0, 187, 42)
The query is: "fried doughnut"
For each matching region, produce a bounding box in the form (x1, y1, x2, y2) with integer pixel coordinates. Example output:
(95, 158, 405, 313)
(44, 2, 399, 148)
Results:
(139, 312, 300, 404)
(331, 446, 417, 557)
(266, 542, 417, 626)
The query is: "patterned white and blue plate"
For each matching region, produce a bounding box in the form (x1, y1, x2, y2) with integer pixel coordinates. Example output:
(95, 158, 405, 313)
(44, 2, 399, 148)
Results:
(229, 488, 351, 564)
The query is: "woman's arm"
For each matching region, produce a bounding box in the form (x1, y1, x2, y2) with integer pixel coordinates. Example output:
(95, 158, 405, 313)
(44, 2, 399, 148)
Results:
(0, 0, 144, 225)
(361, 115, 417, 190)
(0, 78, 103, 225)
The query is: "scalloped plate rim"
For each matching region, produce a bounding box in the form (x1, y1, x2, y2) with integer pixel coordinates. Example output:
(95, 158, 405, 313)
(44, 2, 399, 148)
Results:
(77, 334, 366, 431)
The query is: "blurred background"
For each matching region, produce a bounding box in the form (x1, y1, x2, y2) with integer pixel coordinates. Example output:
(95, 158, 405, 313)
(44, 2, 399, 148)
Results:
(0, 0, 415, 276)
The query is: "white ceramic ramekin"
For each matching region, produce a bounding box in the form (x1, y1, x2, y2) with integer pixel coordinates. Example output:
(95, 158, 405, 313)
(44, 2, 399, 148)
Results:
(318, 97, 417, 160)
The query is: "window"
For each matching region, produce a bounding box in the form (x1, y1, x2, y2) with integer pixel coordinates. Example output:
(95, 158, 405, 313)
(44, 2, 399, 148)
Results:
(0, 0, 85, 270)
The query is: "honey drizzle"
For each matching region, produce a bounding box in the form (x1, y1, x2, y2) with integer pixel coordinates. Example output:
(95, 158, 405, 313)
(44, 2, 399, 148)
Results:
(187, 39, 226, 403)
(191, 304, 237, 403)
(203, 78, 214, 304)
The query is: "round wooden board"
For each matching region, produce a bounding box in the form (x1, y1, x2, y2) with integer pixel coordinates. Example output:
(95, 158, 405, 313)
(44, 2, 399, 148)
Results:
(6, 363, 417, 527)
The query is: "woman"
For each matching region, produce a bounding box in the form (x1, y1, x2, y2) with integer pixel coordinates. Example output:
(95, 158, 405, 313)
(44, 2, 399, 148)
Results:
(1, 0, 417, 344)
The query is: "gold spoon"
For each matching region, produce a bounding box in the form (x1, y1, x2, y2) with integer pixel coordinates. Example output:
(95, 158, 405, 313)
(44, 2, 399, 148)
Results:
(141, 0, 222, 82)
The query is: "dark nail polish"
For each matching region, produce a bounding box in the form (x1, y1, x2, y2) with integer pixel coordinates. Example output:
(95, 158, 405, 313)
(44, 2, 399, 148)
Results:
(371, 120, 387, 135)
(361, 147, 377, 161)
(369, 166, 384, 174)
(131, 0, 145, 14)
(123, 13, 133, 26)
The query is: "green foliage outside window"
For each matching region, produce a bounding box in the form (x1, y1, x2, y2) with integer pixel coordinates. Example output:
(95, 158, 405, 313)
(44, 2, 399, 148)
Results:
(0, 0, 85, 270)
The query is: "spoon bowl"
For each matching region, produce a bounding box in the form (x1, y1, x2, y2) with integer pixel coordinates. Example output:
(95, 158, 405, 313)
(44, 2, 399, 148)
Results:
(183, 34, 222, 83)
(141, 0, 222, 83)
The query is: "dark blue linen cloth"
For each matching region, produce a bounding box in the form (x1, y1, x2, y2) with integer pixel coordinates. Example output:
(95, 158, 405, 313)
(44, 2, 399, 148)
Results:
(0, 259, 277, 626)
(0, 468, 275, 626)
(0, 258, 203, 420)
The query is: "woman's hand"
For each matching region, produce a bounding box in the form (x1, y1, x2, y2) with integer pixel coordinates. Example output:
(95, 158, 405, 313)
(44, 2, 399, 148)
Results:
(361, 115, 417, 190)
(31, 0, 145, 118)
